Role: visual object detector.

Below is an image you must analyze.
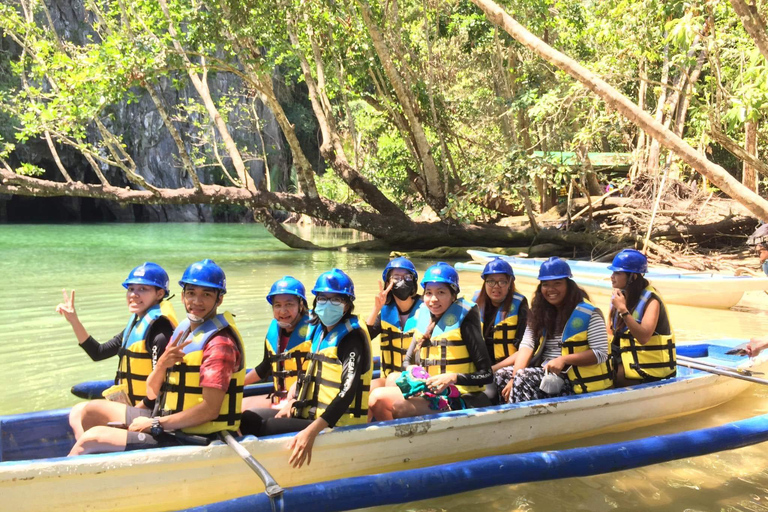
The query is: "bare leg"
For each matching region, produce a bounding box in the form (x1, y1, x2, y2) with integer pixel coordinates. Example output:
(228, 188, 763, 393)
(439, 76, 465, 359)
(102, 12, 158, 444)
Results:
(392, 396, 434, 419)
(367, 386, 405, 421)
(385, 372, 401, 386)
(615, 364, 633, 388)
(68, 426, 128, 456)
(81, 400, 130, 432)
(242, 395, 273, 411)
(369, 377, 387, 393)
(69, 402, 88, 440)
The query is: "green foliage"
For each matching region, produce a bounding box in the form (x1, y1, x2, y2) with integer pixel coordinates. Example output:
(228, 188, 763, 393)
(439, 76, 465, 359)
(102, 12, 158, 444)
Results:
(15, 162, 44, 176)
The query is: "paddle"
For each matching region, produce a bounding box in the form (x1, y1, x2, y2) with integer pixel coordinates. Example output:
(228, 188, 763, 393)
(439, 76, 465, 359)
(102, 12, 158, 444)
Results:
(220, 430, 284, 499)
(677, 355, 764, 377)
(676, 358, 768, 386)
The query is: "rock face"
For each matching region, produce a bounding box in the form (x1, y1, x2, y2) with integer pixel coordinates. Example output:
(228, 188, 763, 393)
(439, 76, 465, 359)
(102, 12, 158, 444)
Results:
(1, 0, 298, 223)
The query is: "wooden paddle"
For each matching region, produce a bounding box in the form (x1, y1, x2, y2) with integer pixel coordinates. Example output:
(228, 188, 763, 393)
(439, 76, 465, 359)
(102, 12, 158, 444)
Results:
(676, 358, 768, 386)
(220, 430, 284, 499)
(677, 355, 764, 376)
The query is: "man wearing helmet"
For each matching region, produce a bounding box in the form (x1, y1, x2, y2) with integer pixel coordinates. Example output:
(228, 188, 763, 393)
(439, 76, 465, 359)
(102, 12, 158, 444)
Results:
(56, 262, 177, 439)
(69, 260, 245, 455)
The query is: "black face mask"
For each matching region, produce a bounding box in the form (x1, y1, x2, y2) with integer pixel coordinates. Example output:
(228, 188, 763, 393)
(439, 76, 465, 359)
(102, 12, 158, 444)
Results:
(392, 280, 416, 301)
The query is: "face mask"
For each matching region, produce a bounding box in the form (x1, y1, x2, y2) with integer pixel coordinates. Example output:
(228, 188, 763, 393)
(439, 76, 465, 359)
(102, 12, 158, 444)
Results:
(187, 313, 205, 323)
(762, 260, 768, 277)
(277, 320, 294, 330)
(315, 302, 346, 327)
(392, 280, 416, 301)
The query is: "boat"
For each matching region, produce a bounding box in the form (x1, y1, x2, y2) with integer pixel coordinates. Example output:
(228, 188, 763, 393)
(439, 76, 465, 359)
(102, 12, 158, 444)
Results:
(0, 339, 762, 512)
(460, 250, 768, 309)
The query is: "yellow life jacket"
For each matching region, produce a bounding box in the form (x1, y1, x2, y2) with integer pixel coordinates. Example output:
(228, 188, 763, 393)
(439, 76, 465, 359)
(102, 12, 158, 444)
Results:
(264, 315, 313, 393)
(379, 297, 423, 377)
(159, 311, 245, 435)
(294, 316, 372, 427)
(559, 301, 613, 394)
(477, 292, 527, 364)
(412, 298, 485, 395)
(114, 301, 178, 404)
(613, 285, 676, 381)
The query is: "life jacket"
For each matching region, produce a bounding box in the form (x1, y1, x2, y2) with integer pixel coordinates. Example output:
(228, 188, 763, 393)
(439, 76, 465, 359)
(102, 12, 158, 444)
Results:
(412, 298, 485, 395)
(294, 316, 372, 427)
(159, 311, 245, 435)
(476, 292, 527, 364)
(613, 285, 676, 381)
(115, 301, 178, 404)
(379, 297, 423, 376)
(558, 301, 613, 394)
(264, 315, 313, 394)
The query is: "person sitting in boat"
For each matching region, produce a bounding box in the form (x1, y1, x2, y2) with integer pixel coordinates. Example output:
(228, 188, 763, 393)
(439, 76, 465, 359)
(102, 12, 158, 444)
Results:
(69, 259, 246, 455)
(745, 224, 768, 357)
(499, 257, 612, 403)
(473, 258, 528, 404)
(242, 276, 312, 411)
(366, 257, 423, 393)
(367, 262, 493, 420)
(240, 269, 372, 469)
(55, 262, 177, 439)
(608, 249, 676, 386)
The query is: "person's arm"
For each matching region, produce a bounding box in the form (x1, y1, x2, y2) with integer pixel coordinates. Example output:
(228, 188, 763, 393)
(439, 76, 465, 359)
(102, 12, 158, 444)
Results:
(318, 330, 369, 427)
(79, 332, 123, 361)
(492, 300, 529, 372)
(246, 341, 271, 385)
(366, 280, 393, 330)
(612, 291, 661, 345)
(402, 334, 419, 369)
(140, 320, 173, 408)
(500, 327, 536, 402)
(55, 289, 89, 343)
(748, 338, 768, 357)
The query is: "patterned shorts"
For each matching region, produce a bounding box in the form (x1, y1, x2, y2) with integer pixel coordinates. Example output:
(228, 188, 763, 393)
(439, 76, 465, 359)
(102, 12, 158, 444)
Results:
(494, 366, 573, 404)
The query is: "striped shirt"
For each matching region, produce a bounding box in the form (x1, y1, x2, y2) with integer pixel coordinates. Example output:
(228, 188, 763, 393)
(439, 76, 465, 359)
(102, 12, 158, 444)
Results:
(520, 309, 609, 365)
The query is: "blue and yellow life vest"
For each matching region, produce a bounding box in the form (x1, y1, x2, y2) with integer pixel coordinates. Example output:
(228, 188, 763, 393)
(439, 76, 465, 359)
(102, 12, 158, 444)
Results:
(114, 301, 177, 404)
(477, 292, 526, 364)
(294, 316, 372, 426)
(159, 312, 245, 435)
(379, 298, 423, 376)
(613, 285, 676, 381)
(412, 298, 485, 395)
(264, 315, 313, 393)
(558, 301, 613, 394)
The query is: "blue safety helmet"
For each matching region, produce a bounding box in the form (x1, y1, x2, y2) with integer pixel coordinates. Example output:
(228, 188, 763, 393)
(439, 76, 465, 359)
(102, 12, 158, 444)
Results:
(608, 249, 648, 274)
(481, 257, 515, 280)
(382, 257, 418, 283)
(537, 257, 573, 281)
(179, 259, 227, 294)
(122, 262, 170, 298)
(421, 262, 460, 294)
(267, 276, 307, 305)
(312, 269, 355, 301)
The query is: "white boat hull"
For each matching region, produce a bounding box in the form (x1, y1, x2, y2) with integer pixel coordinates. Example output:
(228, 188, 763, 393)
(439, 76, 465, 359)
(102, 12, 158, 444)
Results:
(1, 354, 762, 512)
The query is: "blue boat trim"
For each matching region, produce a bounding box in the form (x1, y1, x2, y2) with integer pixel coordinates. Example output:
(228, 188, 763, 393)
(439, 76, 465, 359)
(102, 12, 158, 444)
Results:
(181, 412, 768, 512)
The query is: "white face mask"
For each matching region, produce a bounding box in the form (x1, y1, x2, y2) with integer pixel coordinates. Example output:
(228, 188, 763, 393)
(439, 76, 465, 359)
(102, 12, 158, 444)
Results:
(187, 313, 205, 323)
(277, 321, 293, 329)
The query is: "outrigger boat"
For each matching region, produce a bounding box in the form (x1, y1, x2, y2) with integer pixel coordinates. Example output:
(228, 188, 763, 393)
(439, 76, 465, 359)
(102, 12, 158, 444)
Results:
(0, 339, 764, 512)
(459, 250, 768, 309)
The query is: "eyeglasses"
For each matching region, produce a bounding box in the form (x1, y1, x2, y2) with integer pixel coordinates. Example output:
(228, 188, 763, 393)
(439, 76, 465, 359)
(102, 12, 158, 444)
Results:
(390, 275, 414, 283)
(485, 279, 510, 288)
(316, 296, 344, 306)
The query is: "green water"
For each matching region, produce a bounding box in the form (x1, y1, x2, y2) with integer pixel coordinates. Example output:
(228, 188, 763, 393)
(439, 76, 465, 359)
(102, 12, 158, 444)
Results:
(4, 223, 768, 511)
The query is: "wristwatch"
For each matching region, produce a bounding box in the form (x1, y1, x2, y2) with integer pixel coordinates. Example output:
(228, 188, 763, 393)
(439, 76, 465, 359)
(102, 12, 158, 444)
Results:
(150, 417, 164, 437)
(620, 310, 631, 317)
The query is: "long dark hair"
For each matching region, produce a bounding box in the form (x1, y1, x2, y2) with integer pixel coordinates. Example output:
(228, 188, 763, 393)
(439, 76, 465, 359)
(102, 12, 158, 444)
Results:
(475, 278, 516, 318)
(528, 279, 589, 341)
(610, 273, 649, 331)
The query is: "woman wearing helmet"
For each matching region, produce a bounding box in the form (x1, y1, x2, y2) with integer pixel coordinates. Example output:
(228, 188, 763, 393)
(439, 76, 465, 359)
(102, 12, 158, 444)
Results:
(368, 262, 493, 420)
(473, 258, 529, 404)
(241, 277, 312, 411)
(56, 262, 177, 439)
(608, 249, 676, 386)
(241, 269, 373, 469)
(500, 257, 612, 403)
(366, 257, 423, 391)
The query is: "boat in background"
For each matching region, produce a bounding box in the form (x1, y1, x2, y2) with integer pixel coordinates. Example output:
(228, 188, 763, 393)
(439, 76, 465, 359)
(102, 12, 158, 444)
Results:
(459, 250, 768, 309)
(0, 339, 763, 512)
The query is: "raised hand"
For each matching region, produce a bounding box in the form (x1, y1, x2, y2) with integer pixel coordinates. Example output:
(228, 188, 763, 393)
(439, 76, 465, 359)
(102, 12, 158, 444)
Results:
(373, 280, 394, 312)
(155, 333, 192, 370)
(55, 289, 79, 324)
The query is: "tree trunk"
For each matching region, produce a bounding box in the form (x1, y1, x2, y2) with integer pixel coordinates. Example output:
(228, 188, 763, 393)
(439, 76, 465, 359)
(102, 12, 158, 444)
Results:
(471, 0, 768, 221)
(744, 120, 758, 192)
(729, 0, 768, 63)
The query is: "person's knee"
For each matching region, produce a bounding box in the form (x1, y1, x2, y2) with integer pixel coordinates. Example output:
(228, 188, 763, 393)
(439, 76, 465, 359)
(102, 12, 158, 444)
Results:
(69, 426, 113, 456)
